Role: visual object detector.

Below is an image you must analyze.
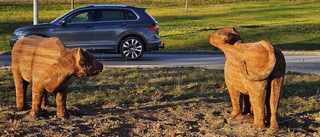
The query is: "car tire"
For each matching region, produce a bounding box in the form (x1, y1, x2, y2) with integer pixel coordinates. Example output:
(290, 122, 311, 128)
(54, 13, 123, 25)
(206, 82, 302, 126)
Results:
(120, 36, 145, 60)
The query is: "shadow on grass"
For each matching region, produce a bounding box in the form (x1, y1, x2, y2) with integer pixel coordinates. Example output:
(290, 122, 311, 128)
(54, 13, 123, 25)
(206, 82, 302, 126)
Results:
(283, 73, 320, 98)
(0, 21, 34, 50)
(2, 67, 319, 135)
(65, 94, 230, 136)
(279, 73, 320, 132)
(280, 109, 320, 133)
(240, 25, 265, 28)
(0, 22, 33, 35)
(160, 27, 219, 38)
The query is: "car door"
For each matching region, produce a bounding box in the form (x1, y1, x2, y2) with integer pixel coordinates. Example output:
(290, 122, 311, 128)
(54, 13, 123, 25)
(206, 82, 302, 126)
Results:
(92, 9, 127, 50)
(54, 9, 94, 49)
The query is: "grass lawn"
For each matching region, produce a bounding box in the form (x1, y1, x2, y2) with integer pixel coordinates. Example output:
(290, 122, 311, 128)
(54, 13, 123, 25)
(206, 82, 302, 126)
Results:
(0, 67, 319, 135)
(0, 1, 320, 51)
(1, 1, 319, 135)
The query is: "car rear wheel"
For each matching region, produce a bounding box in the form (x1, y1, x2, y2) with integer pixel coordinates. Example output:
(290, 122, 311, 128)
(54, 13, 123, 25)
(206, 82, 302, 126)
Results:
(120, 37, 144, 60)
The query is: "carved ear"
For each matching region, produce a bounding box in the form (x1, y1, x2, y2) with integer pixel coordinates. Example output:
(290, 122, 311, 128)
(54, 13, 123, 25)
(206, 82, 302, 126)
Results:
(228, 27, 239, 34)
(226, 27, 243, 45)
(76, 48, 85, 66)
(240, 41, 276, 81)
(223, 32, 233, 44)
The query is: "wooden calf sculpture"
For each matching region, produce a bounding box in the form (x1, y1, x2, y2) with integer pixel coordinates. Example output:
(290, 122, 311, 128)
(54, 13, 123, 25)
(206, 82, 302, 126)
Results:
(209, 28, 286, 129)
(12, 35, 103, 117)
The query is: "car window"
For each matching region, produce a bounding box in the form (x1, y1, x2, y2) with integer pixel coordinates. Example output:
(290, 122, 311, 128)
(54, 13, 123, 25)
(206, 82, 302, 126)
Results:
(97, 9, 125, 21)
(65, 10, 93, 23)
(126, 10, 138, 20)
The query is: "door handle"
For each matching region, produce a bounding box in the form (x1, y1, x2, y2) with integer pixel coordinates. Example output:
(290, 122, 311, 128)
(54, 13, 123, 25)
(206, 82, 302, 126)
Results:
(86, 25, 93, 28)
(118, 23, 127, 26)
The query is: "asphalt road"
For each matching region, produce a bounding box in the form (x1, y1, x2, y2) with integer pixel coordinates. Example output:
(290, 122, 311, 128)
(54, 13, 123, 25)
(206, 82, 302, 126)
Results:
(1, 52, 320, 73)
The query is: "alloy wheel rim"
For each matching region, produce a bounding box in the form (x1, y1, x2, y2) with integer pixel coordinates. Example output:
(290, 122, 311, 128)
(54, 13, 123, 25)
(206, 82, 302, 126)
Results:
(122, 39, 142, 59)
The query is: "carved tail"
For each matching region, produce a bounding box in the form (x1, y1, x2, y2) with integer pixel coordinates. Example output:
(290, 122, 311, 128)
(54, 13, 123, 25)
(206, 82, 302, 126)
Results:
(240, 41, 276, 81)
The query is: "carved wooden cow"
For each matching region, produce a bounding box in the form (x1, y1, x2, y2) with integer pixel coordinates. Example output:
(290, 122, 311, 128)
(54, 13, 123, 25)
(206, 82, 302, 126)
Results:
(209, 28, 286, 129)
(12, 35, 103, 117)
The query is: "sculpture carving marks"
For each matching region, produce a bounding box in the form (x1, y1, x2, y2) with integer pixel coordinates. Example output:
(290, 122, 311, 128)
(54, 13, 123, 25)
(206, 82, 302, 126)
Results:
(209, 28, 286, 129)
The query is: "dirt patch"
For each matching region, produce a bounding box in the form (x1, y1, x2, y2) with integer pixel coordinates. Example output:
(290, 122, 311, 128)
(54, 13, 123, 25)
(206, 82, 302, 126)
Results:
(2, 98, 318, 137)
(1, 67, 320, 136)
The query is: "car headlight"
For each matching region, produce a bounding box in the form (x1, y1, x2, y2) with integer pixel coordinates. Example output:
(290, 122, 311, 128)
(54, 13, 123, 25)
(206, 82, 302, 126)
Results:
(14, 31, 23, 37)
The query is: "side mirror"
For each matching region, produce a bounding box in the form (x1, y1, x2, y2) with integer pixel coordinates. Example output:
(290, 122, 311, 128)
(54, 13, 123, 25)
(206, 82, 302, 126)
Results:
(60, 21, 66, 26)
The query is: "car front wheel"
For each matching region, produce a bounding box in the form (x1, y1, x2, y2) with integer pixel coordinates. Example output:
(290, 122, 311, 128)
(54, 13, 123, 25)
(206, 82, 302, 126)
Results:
(120, 37, 144, 60)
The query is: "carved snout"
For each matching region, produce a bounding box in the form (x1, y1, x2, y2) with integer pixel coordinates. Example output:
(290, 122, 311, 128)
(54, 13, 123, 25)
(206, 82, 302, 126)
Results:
(75, 48, 103, 77)
(91, 61, 103, 75)
(209, 33, 215, 46)
(209, 31, 237, 46)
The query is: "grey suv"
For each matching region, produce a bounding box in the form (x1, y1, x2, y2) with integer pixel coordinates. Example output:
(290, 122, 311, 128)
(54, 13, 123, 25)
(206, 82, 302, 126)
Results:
(10, 5, 163, 60)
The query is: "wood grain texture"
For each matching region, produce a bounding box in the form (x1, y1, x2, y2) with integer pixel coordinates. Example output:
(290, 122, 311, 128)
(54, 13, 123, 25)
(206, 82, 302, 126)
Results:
(210, 28, 286, 129)
(12, 35, 103, 117)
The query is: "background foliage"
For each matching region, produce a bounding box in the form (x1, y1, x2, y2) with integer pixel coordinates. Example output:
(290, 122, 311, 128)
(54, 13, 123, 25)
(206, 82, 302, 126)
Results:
(0, 0, 319, 51)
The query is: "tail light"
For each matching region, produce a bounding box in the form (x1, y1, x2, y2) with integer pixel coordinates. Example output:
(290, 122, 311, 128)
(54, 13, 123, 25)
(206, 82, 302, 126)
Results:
(148, 24, 159, 30)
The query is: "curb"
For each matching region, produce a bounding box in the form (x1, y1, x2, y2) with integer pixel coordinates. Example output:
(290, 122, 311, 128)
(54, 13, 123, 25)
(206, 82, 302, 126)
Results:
(1, 50, 320, 56)
(282, 51, 320, 56)
(149, 50, 224, 54)
(152, 50, 320, 55)
(0, 51, 11, 55)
